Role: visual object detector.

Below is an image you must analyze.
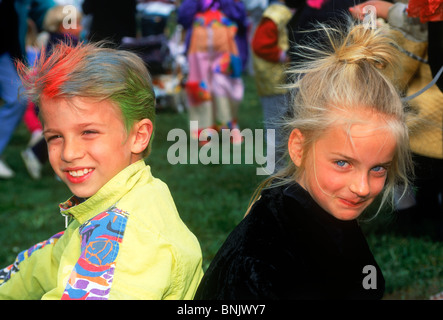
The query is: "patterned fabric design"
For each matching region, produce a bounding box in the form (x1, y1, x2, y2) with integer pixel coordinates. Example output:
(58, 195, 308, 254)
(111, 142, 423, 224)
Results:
(0, 232, 64, 285)
(61, 208, 129, 300)
(186, 9, 243, 105)
(185, 80, 211, 105)
(193, 10, 236, 29)
(59, 195, 85, 211)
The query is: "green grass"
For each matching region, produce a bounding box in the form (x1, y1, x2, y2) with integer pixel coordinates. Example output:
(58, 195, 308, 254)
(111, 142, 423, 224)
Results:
(0, 75, 441, 299)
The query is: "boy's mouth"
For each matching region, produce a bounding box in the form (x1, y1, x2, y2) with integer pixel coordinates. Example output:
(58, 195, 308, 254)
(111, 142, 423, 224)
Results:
(63, 167, 94, 184)
(68, 168, 93, 177)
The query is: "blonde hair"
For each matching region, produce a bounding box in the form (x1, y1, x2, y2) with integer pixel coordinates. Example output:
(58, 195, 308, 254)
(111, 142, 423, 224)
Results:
(17, 41, 156, 157)
(250, 19, 414, 218)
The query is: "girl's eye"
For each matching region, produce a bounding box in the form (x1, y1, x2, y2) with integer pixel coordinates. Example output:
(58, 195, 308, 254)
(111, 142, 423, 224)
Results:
(371, 166, 387, 174)
(335, 160, 349, 168)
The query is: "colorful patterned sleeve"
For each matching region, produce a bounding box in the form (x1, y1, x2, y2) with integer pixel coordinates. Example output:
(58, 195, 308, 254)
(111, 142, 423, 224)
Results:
(61, 208, 129, 300)
(0, 231, 64, 299)
(0, 231, 64, 286)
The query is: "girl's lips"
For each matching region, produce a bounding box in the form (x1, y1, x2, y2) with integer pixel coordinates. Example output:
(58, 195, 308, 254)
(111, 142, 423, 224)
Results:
(338, 197, 366, 208)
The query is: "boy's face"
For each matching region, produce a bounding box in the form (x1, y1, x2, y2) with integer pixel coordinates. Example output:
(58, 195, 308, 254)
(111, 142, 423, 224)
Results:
(41, 97, 144, 198)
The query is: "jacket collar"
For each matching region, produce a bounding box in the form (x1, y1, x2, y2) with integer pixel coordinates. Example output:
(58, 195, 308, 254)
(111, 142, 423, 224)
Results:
(59, 160, 151, 225)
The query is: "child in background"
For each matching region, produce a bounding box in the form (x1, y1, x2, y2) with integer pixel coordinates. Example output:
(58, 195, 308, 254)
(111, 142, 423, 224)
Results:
(251, 0, 296, 173)
(350, 0, 443, 242)
(23, 19, 44, 147)
(42, 4, 82, 50)
(0, 42, 203, 300)
(21, 5, 83, 179)
(195, 18, 413, 299)
(178, 0, 248, 144)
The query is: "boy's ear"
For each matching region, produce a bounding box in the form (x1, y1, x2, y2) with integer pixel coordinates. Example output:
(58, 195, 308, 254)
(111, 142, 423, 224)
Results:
(130, 119, 153, 155)
(288, 128, 304, 167)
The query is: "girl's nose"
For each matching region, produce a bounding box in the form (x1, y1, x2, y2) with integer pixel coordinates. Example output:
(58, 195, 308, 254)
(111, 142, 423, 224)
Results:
(349, 173, 370, 198)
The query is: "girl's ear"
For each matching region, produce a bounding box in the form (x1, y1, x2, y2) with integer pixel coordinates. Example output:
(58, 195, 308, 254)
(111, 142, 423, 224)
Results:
(288, 128, 304, 167)
(130, 119, 153, 155)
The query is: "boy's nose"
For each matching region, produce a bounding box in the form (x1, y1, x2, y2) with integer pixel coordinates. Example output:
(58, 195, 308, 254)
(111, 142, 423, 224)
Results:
(61, 138, 84, 162)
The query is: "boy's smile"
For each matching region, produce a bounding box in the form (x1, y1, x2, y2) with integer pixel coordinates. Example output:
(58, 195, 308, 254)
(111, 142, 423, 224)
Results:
(65, 167, 94, 183)
(41, 96, 141, 198)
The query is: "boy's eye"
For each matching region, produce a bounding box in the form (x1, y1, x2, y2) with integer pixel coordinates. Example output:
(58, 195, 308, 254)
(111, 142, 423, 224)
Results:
(46, 134, 62, 142)
(82, 130, 98, 136)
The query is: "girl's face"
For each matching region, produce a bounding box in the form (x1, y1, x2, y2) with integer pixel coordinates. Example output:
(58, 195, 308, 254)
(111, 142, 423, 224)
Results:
(41, 96, 150, 198)
(289, 110, 397, 221)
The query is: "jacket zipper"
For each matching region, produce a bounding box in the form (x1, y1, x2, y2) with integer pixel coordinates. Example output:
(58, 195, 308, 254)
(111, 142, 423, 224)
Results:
(61, 213, 71, 228)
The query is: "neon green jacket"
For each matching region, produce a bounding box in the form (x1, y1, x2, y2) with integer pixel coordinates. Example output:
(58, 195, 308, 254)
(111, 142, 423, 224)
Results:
(0, 160, 203, 300)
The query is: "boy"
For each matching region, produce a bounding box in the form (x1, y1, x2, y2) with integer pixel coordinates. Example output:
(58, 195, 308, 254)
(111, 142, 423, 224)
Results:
(0, 42, 203, 299)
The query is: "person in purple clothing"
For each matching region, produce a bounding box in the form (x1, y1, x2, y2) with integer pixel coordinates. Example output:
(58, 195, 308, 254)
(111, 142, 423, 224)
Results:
(178, 0, 249, 70)
(177, 0, 249, 144)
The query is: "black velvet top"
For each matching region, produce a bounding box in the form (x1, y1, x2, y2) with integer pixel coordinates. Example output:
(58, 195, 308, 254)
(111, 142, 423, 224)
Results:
(195, 183, 385, 300)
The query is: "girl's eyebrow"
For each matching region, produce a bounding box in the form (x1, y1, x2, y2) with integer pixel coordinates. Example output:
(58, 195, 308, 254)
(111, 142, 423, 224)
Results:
(377, 161, 393, 168)
(331, 152, 356, 162)
(331, 152, 392, 167)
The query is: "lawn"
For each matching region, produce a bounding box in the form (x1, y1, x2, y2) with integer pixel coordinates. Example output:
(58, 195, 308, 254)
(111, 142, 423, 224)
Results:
(0, 75, 441, 300)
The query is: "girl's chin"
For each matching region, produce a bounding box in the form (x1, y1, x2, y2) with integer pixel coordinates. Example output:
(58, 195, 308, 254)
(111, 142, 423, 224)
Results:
(329, 207, 367, 221)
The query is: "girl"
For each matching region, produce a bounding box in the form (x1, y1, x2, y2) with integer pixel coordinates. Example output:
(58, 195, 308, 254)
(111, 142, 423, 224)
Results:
(195, 18, 413, 299)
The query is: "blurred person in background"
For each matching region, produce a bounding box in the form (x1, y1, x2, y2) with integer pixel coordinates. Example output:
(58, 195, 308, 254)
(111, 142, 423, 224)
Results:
(251, 0, 298, 173)
(21, 4, 83, 179)
(245, 0, 268, 75)
(350, 0, 443, 241)
(0, 0, 55, 179)
(137, 0, 177, 37)
(177, 0, 248, 144)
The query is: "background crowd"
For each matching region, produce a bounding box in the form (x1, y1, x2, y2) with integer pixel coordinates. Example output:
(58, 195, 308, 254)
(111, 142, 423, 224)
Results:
(0, 0, 441, 299)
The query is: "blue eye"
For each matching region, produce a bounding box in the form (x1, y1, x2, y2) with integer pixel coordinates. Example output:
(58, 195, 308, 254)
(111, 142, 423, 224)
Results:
(372, 166, 387, 173)
(370, 165, 389, 177)
(336, 160, 348, 167)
